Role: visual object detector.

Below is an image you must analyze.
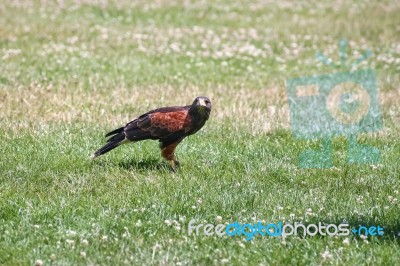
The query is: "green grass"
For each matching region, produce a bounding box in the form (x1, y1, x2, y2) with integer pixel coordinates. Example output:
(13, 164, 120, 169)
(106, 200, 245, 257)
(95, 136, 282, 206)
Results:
(1, 0, 400, 265)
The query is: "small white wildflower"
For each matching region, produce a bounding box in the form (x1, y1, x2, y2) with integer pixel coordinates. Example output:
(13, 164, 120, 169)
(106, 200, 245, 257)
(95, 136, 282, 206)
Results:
(2, 49, 21, 60)
(179, 216, 186, 222)
(80, 251, 86, 258)
(343, 238, 350, 245)
(221, 258, 229, 264)
(356, 196, 364, 204)
(50, 254, 56, 261)
(306, 210, 315, 217)
(164, 220, 171, 226)
(33, 224, 40, 229)
(135, 220, 142, 227)
(360, 234, 368, 240)
(66, 230, 77, 237)
(102, 235, 108, 241)
(65, 239, 75, 245)
(215, 216, 223, 223)
(290, 213, 295, 219)
(81, 239, 89, 246)
(364, 239, 369, 244)
(191, 205, 196, 209)
(35, 259, 43, 266)
(388, 196, 397, 204)
(321, 250, 332, 260)
(197, 198, 203, 204)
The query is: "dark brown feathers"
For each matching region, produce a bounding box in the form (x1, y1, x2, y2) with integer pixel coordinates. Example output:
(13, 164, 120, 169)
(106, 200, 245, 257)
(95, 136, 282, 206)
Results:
(93, 96, 211, 170)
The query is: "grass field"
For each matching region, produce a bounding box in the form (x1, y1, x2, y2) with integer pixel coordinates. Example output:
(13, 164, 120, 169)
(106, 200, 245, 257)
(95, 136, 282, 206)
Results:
(1, 0, 400, 265)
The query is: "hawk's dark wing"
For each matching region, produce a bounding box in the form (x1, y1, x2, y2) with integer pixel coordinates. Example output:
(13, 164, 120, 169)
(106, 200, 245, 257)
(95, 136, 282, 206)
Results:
(103, 106, 192, 144)
(124, 106, 192, 143)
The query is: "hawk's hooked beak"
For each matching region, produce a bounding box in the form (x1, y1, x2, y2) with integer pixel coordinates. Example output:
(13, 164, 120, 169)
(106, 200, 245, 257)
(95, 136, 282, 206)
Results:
(198, 98, 207, 107)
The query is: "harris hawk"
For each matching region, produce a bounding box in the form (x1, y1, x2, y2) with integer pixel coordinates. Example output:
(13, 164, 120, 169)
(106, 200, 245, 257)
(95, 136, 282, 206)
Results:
(93, 96, 212, 171)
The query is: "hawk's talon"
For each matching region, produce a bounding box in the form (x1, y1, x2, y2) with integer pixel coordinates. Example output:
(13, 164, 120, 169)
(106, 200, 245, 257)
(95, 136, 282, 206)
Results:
(168, 160, 180, 172)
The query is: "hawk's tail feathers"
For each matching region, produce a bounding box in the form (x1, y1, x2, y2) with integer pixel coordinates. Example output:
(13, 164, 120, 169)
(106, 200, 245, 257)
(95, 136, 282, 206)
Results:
(93, 132, 126, 159)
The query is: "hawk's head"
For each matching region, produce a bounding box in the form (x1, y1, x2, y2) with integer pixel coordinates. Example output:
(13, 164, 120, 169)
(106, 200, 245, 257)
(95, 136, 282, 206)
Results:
(190, 96, 211, 119)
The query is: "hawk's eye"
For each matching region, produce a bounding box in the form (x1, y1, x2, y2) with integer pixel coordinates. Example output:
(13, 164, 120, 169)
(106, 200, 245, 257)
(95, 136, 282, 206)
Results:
(205, 100, 210, 104)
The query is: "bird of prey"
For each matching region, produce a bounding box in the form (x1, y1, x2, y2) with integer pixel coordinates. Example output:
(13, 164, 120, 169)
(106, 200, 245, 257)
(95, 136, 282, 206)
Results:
(93, 96, 212, 171)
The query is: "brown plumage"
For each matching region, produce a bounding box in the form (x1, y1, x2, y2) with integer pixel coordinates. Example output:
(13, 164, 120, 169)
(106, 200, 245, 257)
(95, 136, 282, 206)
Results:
(93, 96, 212, 171)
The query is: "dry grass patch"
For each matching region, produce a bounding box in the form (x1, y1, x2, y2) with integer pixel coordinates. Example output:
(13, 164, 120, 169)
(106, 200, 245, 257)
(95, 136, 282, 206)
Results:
(0, 84, 290, 132)
(2, 83, 398, 134)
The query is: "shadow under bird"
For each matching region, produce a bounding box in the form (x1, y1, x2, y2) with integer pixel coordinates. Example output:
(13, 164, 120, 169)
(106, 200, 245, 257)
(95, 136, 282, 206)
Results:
(93, 96, 212, 171)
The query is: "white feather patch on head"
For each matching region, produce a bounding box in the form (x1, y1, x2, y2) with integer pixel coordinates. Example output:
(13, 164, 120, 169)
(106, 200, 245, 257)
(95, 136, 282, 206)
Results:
(198, 98, 207, 106)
